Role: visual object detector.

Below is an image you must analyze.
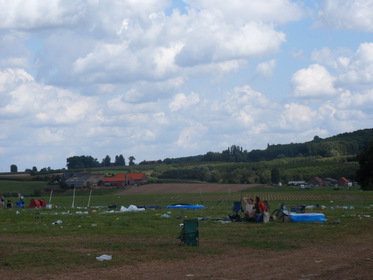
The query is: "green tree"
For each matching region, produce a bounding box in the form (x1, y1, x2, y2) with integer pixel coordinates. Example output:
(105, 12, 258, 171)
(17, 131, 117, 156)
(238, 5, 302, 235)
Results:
(102, 155, 111, 167)
(10, 164, 18, 173)
(115, 154, 126, 166)
(128, 156, 136, 166)
(66, 155, 100, 169)
(356, 140, 373, 190)
(271, 168, 280, 184)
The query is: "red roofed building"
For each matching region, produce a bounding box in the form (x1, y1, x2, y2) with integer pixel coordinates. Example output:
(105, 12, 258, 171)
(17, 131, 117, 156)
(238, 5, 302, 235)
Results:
(101, 173, 148, 187)
(338, 177, 351, 187)
(127, 173, 148, 185)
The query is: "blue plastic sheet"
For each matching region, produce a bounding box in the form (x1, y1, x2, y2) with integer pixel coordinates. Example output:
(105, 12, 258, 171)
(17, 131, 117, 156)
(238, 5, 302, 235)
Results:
(289, 213, 325, 223)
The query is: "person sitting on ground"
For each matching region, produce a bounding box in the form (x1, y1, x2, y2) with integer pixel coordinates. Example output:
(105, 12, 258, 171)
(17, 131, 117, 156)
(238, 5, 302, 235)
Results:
(243, 197, 255, 221)
(18, 193, 25, 208)
(6, 200, 12, 209)
(263, 200, 270, 223)
(255, 196, 264, 223)
(0, 194, 4, 208)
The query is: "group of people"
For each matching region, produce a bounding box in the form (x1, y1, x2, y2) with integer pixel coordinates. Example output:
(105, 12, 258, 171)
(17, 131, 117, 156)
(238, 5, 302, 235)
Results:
(243, 196, 270, 223)
(0, 193, 25, 209)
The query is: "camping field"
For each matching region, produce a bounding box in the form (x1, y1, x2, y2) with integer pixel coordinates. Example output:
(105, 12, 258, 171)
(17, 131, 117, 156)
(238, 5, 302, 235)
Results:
(0, 183, 372, 279)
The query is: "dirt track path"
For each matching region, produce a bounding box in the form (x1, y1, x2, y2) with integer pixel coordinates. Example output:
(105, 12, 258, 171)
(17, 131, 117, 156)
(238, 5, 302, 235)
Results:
(117, 183, 265, 195)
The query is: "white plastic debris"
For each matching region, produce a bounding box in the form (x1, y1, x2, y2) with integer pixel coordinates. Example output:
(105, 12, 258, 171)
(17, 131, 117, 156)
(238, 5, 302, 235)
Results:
(119, 205, 145, 212)
(96, 254, 112, 261)
(52, 220, 62, 225)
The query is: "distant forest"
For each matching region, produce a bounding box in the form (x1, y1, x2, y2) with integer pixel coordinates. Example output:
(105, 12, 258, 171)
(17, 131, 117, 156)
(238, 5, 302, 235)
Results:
(63, 128, 373, 169)
(160, 128, 373, 164)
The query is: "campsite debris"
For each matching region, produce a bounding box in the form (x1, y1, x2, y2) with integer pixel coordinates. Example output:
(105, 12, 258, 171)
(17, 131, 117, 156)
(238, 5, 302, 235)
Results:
(161, 213, 170, 218)
(120, 205, 145, 212)
(96, 254, 112, 261)
(52, 220, 62, 225)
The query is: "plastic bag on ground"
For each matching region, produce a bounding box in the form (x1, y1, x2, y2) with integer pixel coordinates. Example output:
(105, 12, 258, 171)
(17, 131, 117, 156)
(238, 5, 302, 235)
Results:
(96, 254, 112, 261)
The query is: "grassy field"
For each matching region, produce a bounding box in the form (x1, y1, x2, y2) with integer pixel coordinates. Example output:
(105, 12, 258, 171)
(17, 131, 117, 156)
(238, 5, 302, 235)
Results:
(0, 184, 372, 275)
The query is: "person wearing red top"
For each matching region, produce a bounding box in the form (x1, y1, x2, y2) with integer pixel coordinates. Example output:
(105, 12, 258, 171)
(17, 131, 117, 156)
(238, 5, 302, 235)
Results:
(255, 196, 264, 222)
(263, 200, 270, 223)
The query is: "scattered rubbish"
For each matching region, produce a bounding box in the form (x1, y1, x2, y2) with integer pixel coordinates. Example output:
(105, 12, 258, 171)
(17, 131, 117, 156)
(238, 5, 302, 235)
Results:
(186, 274, 194, 277)
(96, 254, 112, 261)
(16, 211, 20, 214)
(363, 215, 371, 218)
(119, 205, 145, 212)
(167, 204, 205, 209)
(137, 205, 162, 210)
(161, 213, 170, 218)
(52, 220, 63, 225)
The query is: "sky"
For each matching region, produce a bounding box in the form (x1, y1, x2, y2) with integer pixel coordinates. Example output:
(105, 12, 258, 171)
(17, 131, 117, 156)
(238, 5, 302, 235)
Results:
(1, 0, 373, 172)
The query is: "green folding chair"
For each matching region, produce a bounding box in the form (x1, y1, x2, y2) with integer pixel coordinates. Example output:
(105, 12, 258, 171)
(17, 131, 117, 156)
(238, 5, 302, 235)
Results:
(179, 219, 199, 246)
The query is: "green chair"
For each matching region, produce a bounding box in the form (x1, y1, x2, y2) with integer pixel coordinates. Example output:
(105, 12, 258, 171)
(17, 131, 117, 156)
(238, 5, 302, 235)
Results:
(179, 219, 199, 246)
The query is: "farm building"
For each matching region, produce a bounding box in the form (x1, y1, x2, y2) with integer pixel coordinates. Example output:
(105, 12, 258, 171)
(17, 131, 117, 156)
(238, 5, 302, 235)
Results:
(64, 174, 103, 188)
(323, 178, 338, 186)
(308, 177, 324, 186)
(100, 173, 148, 187)
(338, 177, 352, 187)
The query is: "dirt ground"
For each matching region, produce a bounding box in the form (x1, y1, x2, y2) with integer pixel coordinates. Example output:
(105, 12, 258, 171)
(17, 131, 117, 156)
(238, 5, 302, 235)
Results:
(2, 184, 372, 279)
(2, 236, 372, 280)
(117, 183, 267, 195)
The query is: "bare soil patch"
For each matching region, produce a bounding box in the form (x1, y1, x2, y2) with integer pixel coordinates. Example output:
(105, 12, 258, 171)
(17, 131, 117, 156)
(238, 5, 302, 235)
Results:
(2, 235, 372, 280)
(117, 183, 268, 195)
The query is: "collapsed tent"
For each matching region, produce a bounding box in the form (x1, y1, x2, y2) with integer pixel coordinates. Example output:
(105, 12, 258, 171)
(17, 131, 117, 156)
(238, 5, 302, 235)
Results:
(28, 199, 46, 208)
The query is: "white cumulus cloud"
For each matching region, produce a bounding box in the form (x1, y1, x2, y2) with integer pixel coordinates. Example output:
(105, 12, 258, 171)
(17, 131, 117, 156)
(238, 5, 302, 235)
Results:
(291, 64, 337, 97)
(316, 0, 373, 31)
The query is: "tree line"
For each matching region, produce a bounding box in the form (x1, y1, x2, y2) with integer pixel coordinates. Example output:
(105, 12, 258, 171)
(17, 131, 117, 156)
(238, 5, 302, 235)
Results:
(66, 154, 135, 169)
(154, 156, 359, 185)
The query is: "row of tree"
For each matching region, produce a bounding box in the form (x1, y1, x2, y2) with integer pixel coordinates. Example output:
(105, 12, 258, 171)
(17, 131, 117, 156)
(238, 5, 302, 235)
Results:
(154, 157, 359, 185)
(66, 155, 135, 169)
(201, 130, 373, 163)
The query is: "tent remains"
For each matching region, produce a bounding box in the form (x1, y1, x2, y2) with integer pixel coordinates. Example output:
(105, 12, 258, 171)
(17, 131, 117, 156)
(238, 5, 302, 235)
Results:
(28, 199, 46, 208)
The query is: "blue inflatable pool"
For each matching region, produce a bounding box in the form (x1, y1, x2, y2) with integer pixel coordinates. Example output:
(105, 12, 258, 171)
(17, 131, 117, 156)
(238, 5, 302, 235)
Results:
(290, 213, 325, 223)
(166, 204, 205, 210)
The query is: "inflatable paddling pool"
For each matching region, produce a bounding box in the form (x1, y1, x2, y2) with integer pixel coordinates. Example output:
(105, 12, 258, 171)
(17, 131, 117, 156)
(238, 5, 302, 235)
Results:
(166, 204, 205, 210)
(289, 213, 325, 223)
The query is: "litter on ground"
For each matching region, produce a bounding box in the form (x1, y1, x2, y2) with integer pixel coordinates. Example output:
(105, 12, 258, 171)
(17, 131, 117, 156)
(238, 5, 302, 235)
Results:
(96, 254, 112, 261)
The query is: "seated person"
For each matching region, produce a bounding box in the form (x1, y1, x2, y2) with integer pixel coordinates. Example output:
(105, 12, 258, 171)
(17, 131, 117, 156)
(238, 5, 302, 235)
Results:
(6, 200, 12, 208)
(243, 197, 256, 221)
